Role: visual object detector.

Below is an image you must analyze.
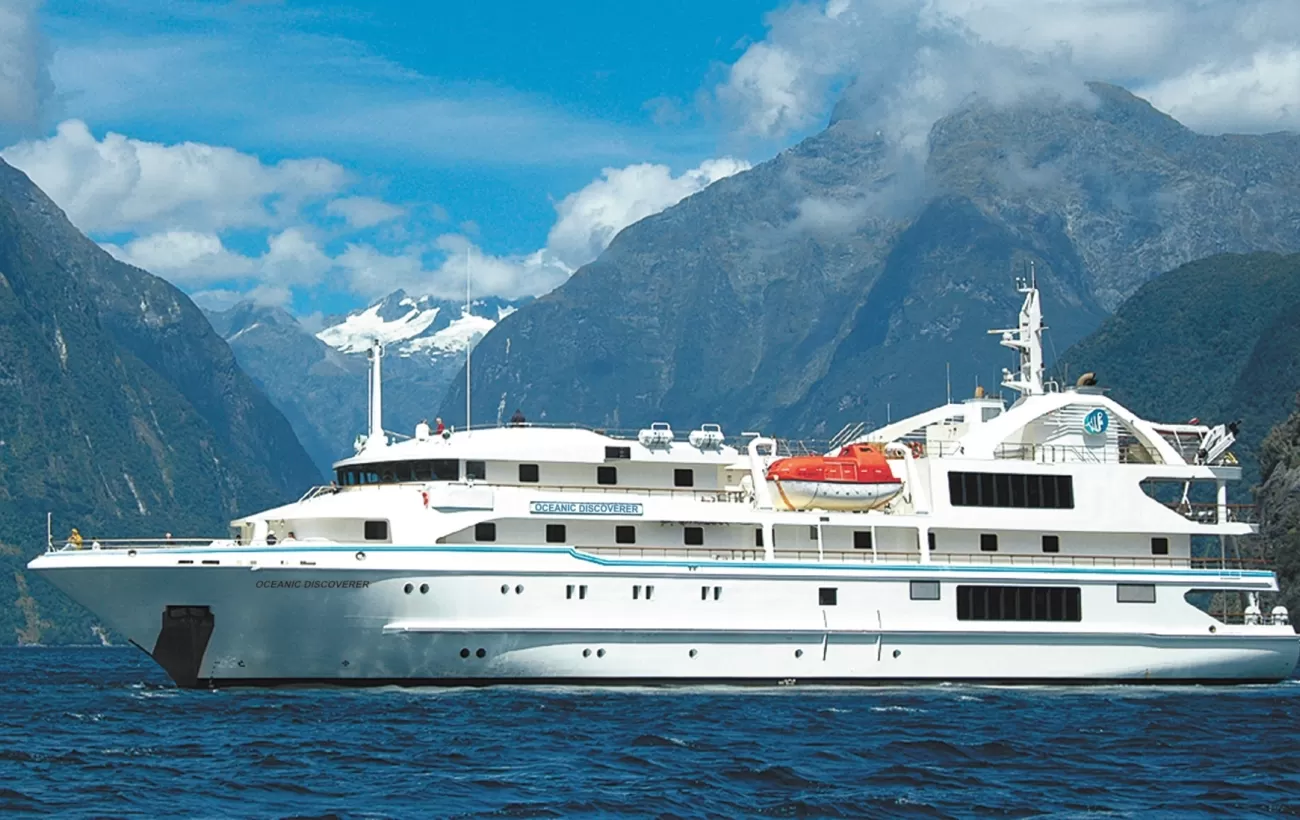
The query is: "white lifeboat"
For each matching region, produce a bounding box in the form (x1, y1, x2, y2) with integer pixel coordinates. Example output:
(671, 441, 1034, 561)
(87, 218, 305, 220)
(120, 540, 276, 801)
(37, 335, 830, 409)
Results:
(638, 422, 674, 449)
(688, 423, 725, 450)
(766, 443, 903, 511)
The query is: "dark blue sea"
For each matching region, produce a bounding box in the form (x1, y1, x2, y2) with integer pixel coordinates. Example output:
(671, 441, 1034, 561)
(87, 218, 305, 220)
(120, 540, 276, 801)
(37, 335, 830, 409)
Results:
(1, 648, 1297, 818)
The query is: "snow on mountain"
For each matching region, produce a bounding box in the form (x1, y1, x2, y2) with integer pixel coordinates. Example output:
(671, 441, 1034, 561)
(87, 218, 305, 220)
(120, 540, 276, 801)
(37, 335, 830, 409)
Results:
(316, 289, 521, 360)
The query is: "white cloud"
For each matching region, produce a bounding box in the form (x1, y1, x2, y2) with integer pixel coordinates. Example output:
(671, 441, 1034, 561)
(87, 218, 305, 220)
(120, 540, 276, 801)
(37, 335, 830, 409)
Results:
(717, 0, 1300, 140)
(0, 0, 51, 134)
(105, 227, 331, 289)
(325, 196, 405, 229)
(1, 119, 348, 233)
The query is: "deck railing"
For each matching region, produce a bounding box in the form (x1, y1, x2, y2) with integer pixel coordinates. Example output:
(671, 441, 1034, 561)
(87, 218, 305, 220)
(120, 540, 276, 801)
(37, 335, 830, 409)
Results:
(1163, 502, 1259, 525)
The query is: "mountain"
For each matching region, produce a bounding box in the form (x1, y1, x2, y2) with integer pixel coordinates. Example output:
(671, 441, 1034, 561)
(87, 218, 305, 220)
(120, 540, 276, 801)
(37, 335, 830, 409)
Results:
(1056, 251, 1300, 489)
(209, 290, 523, 477)
(1254, 399, 1300, 617)
(0, 159, 320, 644)
(442, 84, 1300, 437)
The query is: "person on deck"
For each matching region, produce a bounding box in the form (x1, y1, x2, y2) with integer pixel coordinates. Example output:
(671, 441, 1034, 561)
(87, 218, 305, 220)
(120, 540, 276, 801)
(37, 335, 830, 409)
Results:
(509, 408, 526, 426)
(68, 528, 83, 550)
(435, 417, 445, 434)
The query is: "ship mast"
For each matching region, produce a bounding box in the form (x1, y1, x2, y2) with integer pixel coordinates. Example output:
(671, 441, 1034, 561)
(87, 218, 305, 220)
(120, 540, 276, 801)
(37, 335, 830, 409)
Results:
(990, 268, 1045, 397)
(367, 338, 386, 449)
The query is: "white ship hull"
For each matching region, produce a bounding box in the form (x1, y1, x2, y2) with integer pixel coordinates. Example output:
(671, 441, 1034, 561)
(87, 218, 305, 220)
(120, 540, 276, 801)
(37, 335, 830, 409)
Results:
(31, 545, 1299, 687)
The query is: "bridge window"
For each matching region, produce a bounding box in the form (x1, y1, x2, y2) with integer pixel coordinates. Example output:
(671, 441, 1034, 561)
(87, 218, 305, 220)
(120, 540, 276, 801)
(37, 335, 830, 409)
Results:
(1042, 534, 1060, 553)
(957, 586, 1081, 621)
(363, 520, 389, 541)
(519, 463, 539, 483)
(466, 460, 486, 481)
(546, 524, 566, 544)
(684, 527, 704, 546)
(615, 525, 636, 544)
(597, 466, 618, 485)
(475, 522, 496, 542)
(674, 469, 694, 488)
(605, 446, 631, 460)
(1151, 537, 1169, 556)
(949, 471, 1074, 509)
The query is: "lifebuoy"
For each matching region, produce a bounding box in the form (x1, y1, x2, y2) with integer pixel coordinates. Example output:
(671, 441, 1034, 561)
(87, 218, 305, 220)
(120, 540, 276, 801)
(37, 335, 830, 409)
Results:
(908, 441, 925, 459)
(421, 490, 429, 508)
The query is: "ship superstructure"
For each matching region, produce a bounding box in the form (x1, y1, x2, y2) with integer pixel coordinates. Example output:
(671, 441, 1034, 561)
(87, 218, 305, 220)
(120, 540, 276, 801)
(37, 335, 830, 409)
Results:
(30, 281, 1297, 686)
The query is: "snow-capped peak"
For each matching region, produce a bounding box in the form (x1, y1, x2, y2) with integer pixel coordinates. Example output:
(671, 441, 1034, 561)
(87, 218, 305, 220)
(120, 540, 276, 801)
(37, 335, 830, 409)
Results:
(315, 290, 524, 360)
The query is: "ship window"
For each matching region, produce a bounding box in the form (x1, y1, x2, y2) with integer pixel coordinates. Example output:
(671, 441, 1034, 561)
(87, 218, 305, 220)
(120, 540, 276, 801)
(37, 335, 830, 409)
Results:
(579, 584, 587, 600)
(957, 586, 1081, 622)
(393, 462, 413, 482)
(605, 446, 632, 460)
(713, 586, 721, 600)
(809, 526, 818, 540)
(363, 520, 389, 541)
(597, 466, 618, 485)
(1117, 584, 1156, 603)
(566, 584, 574, 599)
(519, 463, 539, 483)
(1151, 537, 1169, 555)
(632, 585, 641, 600)
(819, 587, 838, 606)
(854, 531, 873, 550)
(421, 459, 457, 481)
(546, 524, 566, 544)
(615, 525, 636, 544)
(674, 469, 694, 488)
(701, 586, 709, 600)
(949, 472, 1074, 509)
(980, 533, 998, 552)
(646, 585, 654, 600)
(466, 460, 486, 481)
(475, 522, 496, 542)
(928, 532, 937, 551)
(1042, 534, 1060, 553)
(910, 581, 940, 600)
(684, 526, 704, 546)
(755, 528, 764, 547)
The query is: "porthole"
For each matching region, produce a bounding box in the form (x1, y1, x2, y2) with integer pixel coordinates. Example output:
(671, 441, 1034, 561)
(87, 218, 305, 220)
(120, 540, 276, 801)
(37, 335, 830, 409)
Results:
(127, 550, 137, 557)
(583, 648, 592, 658)
(419, 583, 429, 594)
(794, 649, 803, 658)
(403, 583, 413, 594)
(596, 649, 606, 658)
(476, 648, 486, 658)
(515, 584, 524, 594)
(500, 584, 509, 594)
(460, 648, 470, 658)
(892, 649, 901, 658)
(689, 649, 697, 658)
(355, 551, 366, 561)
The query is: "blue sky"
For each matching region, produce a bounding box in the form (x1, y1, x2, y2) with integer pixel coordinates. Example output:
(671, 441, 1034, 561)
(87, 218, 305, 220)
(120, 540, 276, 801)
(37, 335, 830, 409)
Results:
(2, 0, 1298, 323)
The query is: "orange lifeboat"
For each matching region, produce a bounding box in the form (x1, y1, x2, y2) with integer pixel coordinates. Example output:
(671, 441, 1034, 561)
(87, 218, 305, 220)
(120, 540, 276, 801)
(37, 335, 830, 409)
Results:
(766, 443, 903, 511)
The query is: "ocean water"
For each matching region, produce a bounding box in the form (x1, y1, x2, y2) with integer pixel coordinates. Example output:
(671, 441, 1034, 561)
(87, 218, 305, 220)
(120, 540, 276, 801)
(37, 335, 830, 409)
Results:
(1, 648, 1297, 818)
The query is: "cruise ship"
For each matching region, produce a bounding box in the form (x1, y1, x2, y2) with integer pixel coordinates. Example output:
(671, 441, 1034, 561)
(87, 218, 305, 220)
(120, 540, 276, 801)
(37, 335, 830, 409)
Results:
(29, 281, 1298, 687)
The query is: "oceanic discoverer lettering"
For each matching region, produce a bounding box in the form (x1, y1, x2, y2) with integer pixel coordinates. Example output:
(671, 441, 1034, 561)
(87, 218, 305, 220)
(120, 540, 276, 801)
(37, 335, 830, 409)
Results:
(529, 501, 644, 516)
(255, 580, 371, 589)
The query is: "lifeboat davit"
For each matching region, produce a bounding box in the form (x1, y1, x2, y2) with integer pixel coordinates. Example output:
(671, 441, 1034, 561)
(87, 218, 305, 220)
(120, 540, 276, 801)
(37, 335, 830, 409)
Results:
(766, 443, 903, 511)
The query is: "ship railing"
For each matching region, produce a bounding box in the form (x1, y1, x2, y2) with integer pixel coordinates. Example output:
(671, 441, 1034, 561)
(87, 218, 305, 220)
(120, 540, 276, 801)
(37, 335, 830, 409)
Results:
(298, 484, 340, 502)
(1163, 502, 1259, 525)
(49, 537, 225, 553)
(578, 546, 1271, 570)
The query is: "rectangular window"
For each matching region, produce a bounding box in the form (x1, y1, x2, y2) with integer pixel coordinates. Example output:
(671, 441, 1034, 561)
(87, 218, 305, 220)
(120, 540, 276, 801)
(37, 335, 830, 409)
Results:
(466, 460, 486, 481)
(604, 446, 632, 460)
(474, 522, 496, 542)
(853, 530, 873, 550)
(565, 584, 574, 600)
(754, 528, 764, 547)
(615, 525, 636, 544)
(1151, 537, 1169, 556)
(1042, 534, 1060, 553)
(363, 520, 389, 541)
(545, 524, 566, 544)
(819, 587, 838, 606)
(701, 585, 709, 601)
(928, 531, 937, 551)
(431, 459, 459, 481)
(809, 526, 819, 540)
(949, 471, 1074, 509)
(674, 469, 694, 488)
(646, 585, 654, 600)
(1117, 584, 1156, 603)
(518, 463, 539, 483)
(980, 533, 999, 552)
(684, 526, 704, 546)
(632, 585, 641, 600)
(579, 584, 587, 600)
(910, 581, 940, 600)
(956, 586, 1081, 622)
(713, 586, 721, 600)
(597, 466, 618, 485)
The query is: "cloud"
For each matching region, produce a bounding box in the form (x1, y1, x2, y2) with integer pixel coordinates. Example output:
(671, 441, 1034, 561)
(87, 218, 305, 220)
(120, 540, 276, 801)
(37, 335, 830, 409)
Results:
(325, 196, 404, 229)
(716, 0, 1300, 141)
(1, 119, 348, 233)
(0, 0, 52, 135)
(105, 227, 331, 289)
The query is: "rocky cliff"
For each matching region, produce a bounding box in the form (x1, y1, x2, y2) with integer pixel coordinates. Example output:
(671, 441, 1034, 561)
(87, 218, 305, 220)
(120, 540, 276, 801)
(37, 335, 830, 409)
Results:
(0, 159, 320, 644)
(442, 84, 1300, 437)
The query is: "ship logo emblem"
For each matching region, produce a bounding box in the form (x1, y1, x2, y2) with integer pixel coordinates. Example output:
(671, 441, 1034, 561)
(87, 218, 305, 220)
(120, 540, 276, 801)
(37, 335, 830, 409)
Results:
(1083, 408, 1109, 436)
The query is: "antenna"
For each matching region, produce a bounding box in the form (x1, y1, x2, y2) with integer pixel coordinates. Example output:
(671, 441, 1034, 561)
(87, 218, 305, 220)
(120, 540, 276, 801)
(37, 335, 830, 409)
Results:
(465, 245, 472, 434)
(945, 362, 952, 405)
